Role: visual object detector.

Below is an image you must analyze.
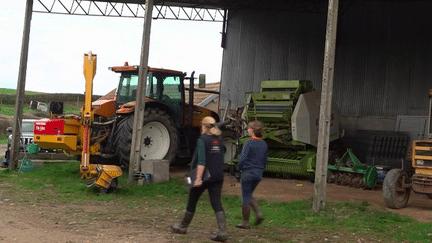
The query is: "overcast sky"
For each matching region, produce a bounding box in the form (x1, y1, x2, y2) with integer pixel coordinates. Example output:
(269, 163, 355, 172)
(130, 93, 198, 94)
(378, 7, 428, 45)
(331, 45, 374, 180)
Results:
(0, 1, 223, 96)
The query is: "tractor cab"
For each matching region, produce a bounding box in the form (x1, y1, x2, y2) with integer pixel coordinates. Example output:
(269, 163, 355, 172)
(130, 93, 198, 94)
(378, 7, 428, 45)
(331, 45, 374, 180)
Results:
(110, 64, 186, 124)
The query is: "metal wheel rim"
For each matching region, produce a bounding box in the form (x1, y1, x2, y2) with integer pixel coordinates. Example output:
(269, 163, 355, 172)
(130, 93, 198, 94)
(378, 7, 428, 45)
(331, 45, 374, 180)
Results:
(141, 121, 170, 160)
(222, 138, 236, 163)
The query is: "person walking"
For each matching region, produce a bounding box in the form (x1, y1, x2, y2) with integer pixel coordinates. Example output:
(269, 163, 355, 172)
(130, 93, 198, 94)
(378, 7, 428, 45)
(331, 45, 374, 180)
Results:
(236, 121, 268, 229)
(171, 116, 228, 242)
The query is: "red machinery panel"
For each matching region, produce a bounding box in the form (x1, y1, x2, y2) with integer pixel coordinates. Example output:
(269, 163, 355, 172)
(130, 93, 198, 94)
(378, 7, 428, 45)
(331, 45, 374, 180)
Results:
(34, 119, 65, 135)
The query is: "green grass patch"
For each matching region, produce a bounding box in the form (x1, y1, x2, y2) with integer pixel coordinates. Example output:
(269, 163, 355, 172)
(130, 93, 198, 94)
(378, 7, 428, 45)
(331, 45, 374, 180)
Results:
(1, 163, 432, 243)
(0, 104, 42, 116)
(0, 104, 79, 117)
(63, 104, 81, 115)
(0, 162, 188, 203)
(0, 105, 18, 116)
(0, 88, 43, 95)
(0, 134, 8, 144)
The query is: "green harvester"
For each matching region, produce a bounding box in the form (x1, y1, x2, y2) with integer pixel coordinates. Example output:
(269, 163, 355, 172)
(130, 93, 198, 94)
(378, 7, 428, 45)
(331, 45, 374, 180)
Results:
(225, 80, 341, 181)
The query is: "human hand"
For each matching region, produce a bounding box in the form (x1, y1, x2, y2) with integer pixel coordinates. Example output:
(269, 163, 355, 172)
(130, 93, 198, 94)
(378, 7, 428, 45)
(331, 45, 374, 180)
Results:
(193, 178, 203, 187)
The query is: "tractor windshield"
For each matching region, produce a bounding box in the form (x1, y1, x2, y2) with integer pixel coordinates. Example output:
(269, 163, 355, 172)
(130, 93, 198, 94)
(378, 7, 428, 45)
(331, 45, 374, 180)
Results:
(116, 72, 183, 108)
(117, 74, 156, 104)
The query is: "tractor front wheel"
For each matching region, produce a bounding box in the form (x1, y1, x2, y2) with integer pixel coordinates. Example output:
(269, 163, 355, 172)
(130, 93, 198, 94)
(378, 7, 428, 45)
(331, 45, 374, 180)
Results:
(383, 169, 411, 209)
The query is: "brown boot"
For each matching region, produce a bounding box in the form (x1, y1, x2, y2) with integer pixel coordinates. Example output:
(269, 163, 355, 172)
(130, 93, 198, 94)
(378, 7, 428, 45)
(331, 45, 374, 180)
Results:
(250, 197, 264, 226)
(210, 211, 228, 242)
(171, 211, 194, 234)
(235, 204, 250, 229)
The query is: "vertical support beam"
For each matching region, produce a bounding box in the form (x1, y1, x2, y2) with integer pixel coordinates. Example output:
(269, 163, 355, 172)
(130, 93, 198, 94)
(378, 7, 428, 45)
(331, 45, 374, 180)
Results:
(427, 89, 432, 139)
(128, 0, 154, 183)
(313, 0, 339, 212)
(10, 0, 33, 171)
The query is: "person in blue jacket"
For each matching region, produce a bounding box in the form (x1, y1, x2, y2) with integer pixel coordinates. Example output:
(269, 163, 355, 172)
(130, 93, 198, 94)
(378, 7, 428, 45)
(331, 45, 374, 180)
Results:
(171, 116, 227, 242)
(236, 121, 268, 229)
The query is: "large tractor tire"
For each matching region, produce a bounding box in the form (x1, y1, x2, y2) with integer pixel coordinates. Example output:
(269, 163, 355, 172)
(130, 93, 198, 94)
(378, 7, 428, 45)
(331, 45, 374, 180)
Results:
(114, 108, 179, 168)
(383, 169, 411, 209)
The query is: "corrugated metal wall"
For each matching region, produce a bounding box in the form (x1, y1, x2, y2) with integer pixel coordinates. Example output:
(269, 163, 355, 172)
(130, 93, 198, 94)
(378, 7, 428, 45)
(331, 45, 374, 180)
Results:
(220, 1, 432, 119)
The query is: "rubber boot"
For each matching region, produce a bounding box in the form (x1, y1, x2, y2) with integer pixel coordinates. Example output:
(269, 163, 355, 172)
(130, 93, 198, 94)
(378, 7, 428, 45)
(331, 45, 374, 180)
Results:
(235, 204, 250, 229)
(250, 198, 264, 226)
(171, 211, 194, 234)
(210, 211, 228, 242)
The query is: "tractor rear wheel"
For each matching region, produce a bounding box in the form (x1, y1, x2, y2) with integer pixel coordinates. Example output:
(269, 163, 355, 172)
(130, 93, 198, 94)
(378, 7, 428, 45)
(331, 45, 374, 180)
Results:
(222, 136, 237, 170)
(383, 169, 411, 209)
(114, 108, 179, 168)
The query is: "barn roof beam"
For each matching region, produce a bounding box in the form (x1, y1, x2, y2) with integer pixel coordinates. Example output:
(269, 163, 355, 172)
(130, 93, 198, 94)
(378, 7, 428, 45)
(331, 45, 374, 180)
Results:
(35, 0, 225, 21)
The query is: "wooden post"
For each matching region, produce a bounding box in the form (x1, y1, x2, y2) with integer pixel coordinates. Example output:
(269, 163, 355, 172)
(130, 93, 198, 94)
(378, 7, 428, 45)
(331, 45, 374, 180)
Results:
(313, 0, 339, 212)
(10, 0, 33, 170)
(128, 0, 154, 183)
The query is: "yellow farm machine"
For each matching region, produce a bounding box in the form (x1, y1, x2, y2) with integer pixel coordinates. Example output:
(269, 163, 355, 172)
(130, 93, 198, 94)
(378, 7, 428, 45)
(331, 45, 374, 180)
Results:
(383, 89, 432, 208)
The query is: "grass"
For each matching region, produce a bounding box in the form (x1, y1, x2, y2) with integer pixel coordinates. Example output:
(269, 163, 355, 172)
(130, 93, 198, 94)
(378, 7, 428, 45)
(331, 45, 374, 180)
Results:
(0, 135, 7, 144)
(0, 104, 81, 117)
(0, 104, 45, 116)
(0, 88, 43, 95)
(63, 103, 81, 115)
(1, 162, 432, 242)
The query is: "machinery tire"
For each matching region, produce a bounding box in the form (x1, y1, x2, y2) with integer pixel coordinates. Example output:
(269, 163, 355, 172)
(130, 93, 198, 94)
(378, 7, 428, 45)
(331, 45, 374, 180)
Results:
(382, 169, 411, 209)
(114, 108, 179, 168)
(309, 172, 315, 183)
(107, 178, 118, 194)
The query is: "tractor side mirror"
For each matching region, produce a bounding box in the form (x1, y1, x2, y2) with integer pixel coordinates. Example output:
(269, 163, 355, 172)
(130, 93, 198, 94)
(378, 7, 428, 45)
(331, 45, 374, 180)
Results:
(6, 127, 12, 133)
(199, 74, 206, 88)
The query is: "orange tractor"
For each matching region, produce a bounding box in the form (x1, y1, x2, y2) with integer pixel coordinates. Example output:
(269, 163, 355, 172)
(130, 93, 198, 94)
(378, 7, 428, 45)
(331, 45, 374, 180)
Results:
(33, 52, 219, 191)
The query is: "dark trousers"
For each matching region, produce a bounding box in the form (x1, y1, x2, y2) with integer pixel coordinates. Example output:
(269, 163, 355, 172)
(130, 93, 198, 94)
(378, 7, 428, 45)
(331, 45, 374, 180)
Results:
(241, 169, 263, 204)
(186, 179, 224, 213)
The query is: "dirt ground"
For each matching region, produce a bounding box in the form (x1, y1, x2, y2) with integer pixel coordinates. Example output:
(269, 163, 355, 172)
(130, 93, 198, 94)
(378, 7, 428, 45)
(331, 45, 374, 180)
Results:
(1, 159, 431, 242)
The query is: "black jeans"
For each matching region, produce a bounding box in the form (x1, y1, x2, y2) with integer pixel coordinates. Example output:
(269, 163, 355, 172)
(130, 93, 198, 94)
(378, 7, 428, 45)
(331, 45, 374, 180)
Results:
(186, 179, 224, 213)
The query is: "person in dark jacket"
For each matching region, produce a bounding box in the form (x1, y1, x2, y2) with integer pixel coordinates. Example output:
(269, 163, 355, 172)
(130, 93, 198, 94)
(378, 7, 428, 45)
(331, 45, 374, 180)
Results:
(236, 121, 268, 229)
(171, 116, 228, 242)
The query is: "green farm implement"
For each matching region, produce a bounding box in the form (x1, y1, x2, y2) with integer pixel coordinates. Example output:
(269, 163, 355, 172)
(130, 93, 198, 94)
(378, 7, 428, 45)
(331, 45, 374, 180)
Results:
(327, 148, 377, 189)
(224, 80, 343, 182)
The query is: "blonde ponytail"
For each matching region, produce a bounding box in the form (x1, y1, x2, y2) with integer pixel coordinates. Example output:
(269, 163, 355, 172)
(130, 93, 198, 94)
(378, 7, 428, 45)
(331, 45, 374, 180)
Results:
(201, 116, 221, 136)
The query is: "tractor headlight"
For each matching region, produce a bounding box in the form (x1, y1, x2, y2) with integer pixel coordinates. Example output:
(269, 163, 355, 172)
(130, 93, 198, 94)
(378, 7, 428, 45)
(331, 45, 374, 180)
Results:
(416, 159, 424, 165)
